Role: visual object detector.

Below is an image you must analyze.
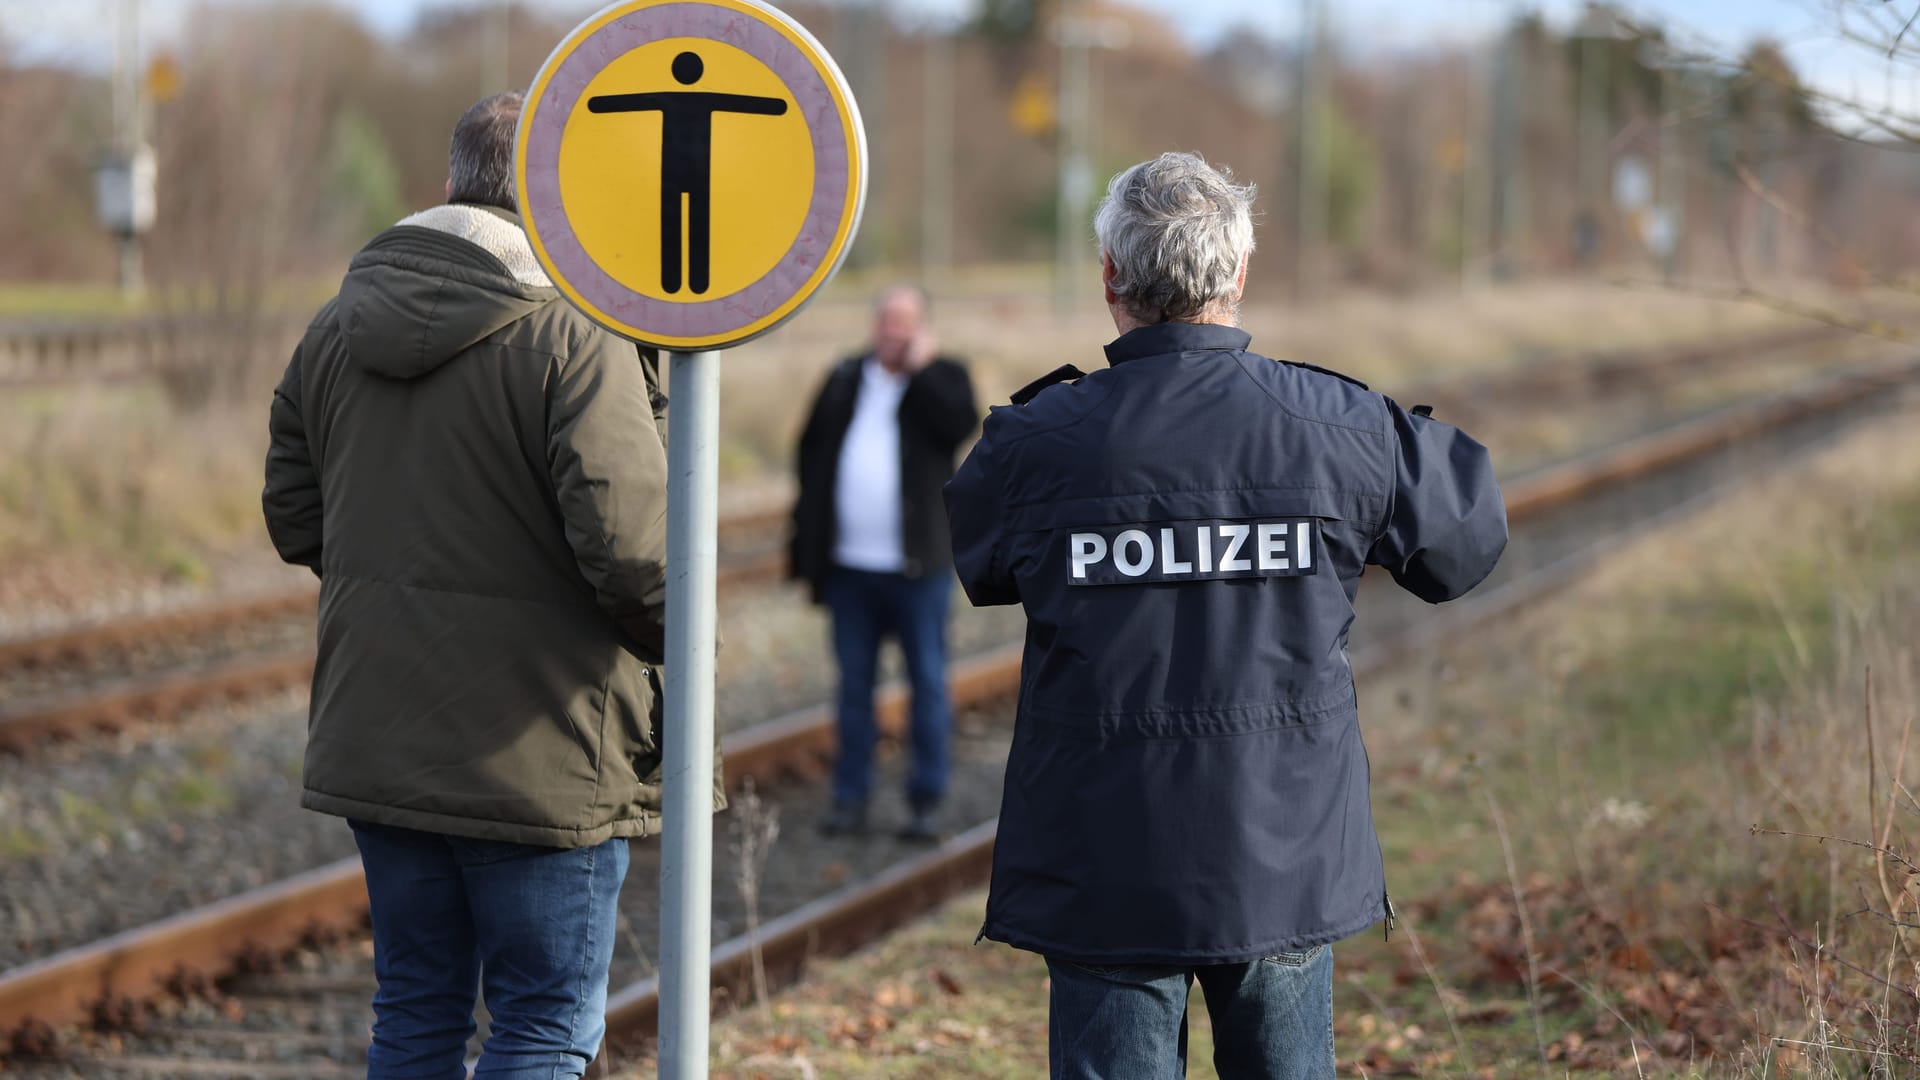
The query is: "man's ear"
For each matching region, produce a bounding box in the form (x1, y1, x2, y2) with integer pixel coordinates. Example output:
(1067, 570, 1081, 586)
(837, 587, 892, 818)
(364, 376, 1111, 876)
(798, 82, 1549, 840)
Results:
(445, 177, 454, 201)
(1102, 252, 1120, 306)
(1233, 254, 1249, 299)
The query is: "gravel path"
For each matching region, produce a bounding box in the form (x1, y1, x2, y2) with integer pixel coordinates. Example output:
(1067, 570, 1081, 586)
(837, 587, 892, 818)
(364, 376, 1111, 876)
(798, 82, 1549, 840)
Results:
(0, 589, 1022, 970)
(5, 389, 1916, 1077)
(0, 690, 345, 969)
(0, 611, 316, 706)
(0, 365, 1902, 971)
(0, 549, 309, 645)
(1, 705, 1019, 1079)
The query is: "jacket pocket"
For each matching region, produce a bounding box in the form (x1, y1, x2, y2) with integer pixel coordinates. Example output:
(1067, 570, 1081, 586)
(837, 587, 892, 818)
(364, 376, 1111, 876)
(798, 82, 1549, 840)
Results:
(1061, 960, 1188, 983)
(1262, 945, 1327, 967)
(628, 664, 666, 815)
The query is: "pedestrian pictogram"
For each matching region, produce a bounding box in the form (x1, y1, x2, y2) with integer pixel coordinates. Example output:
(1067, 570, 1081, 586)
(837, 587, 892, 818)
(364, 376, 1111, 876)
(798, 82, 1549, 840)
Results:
(517, 0, 866, 350)
(588, 50, 788, 296)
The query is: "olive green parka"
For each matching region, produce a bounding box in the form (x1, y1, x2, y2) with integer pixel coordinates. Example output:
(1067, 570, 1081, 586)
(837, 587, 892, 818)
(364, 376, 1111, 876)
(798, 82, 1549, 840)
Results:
(263, 203, 721, 847)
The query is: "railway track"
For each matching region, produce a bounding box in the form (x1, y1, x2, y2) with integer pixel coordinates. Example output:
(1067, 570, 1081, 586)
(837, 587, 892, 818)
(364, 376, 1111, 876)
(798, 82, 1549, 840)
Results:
(0, 506, 791, 753)
(0, 315, 311, 392)
(1405, 321, 1849, 411)
(0, 289, 1039, 392)
(0, 324, 1866, 756)
(3, 356, 1912, 1076)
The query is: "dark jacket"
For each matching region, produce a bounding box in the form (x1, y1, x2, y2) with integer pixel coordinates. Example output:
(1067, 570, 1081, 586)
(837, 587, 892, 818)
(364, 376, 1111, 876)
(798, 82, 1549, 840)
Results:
(790, 355, 977, 600)
(944, 322, 1507, 964)
(263, 204, 719, 848)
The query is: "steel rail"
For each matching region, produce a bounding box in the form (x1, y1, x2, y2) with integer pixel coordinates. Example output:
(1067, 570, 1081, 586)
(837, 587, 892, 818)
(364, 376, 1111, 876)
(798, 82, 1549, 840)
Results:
(6, 357, 1905, 755)
(1, 358, 1910, 1052)
(597, 532, 1635, 1055)
(0, 522, 792, 753)
(0, 506, 792, 677)
(1405, 321, 1848, 408)
(594, 377, 1898, 1056)
(0, 319, 1851, 683)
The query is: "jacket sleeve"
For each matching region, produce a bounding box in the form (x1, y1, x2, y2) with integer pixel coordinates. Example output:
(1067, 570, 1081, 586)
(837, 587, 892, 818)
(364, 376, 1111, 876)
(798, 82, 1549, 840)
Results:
(1367, 400, 1508, 604)
(900, 358, 979, 450)
(637, 345, 669, 443)
(262, 343, 323, 576)
(788, 371, 835, 581)
(547, 330, 672, 662)
(944, 411, 1019, 606)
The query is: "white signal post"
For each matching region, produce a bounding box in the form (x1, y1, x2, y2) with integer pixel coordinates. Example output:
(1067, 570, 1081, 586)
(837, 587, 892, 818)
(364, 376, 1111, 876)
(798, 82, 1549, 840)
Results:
(516, 1, 866, 1073)
(659, 346, 719, 1073)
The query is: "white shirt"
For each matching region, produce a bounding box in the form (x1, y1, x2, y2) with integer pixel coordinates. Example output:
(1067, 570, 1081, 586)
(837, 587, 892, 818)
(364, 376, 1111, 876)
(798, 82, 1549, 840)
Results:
(833, 357, 909, 572)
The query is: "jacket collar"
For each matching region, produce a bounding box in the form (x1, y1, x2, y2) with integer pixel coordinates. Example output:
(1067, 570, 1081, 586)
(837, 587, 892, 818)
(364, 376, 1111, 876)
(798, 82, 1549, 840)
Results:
(394, 203, 552, 288)
(1103, 322, 1252, 367)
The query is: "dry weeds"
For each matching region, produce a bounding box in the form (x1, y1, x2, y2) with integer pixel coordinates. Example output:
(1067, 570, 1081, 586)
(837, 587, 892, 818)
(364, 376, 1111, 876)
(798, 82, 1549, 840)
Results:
(675, 404, 1920, 1076)
(0, 280, 1848, 619)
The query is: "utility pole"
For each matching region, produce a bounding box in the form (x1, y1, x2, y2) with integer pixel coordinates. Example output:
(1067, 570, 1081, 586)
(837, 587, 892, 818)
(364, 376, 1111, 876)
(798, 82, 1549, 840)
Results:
(1293, 0, 1328, 299)
(1656, 58, 1687, 282)
(1490, 14, 1527, 276)
(840, 0, 889, 268)
(1052, 0, 1093, 314)
(1047, 4, 1125, 312)
(920, 27, 954, 282)
(483, 0, 511, 94)
(102, 0, 152, 298)
(1574, 6, 1611, 267)
(1460, 40, 1488, 286)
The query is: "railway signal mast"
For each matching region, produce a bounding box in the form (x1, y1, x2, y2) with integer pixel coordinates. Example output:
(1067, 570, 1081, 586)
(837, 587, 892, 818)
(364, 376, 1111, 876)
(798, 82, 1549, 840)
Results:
(96, 0, 155, 298)
(1051, 1, 1128, 314)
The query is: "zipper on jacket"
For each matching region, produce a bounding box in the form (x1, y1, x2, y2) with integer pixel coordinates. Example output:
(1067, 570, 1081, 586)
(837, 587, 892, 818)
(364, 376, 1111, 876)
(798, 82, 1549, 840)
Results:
(1383, 893, 1398, 942)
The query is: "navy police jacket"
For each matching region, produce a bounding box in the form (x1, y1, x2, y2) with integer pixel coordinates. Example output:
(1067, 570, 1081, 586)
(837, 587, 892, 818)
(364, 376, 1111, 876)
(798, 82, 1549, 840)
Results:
(944, 321, 1508, 964)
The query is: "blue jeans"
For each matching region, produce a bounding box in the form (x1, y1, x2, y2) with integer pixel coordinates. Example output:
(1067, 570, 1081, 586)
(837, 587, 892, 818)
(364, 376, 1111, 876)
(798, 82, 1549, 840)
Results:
(349, 820, 630, 1080)
(1045, 946, 1335, 1079)
(823, 567, 952, 809)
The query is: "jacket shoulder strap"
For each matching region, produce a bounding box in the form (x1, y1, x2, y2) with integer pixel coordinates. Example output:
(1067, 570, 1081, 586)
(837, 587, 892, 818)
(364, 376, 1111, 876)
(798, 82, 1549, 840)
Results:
(1010, 364, 1087, 405)
(1282, 360, 1369, 390)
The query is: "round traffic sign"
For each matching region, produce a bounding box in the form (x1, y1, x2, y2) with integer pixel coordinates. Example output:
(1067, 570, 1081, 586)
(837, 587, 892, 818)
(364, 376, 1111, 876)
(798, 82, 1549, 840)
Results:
(517, 0, 866, 351)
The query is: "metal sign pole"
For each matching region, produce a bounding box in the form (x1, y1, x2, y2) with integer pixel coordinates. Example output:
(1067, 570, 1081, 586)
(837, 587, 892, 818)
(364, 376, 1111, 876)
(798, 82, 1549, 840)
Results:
(660, 348, 720, 1079)
(518, 9, 861, 1064)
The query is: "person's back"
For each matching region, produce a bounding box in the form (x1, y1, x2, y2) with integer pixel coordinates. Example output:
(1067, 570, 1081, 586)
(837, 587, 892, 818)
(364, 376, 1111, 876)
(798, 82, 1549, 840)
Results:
(946, 151, 1507, 1079)
(262, 93, 699, 1080)
(957, 322, 1501, 958)
(286, 207, 670, 837)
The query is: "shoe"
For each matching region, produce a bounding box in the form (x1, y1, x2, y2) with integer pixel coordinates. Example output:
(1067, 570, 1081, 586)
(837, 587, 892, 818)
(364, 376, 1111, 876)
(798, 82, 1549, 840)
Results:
(897, 806, 941, 843)
(817, 803, 869, 837)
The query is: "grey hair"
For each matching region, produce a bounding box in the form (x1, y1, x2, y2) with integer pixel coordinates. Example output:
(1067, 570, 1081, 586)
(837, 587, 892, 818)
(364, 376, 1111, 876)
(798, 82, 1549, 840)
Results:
(874, 283, 932, 322)
(449, 92, 524, 212)
(1093, 152, 1256, 324)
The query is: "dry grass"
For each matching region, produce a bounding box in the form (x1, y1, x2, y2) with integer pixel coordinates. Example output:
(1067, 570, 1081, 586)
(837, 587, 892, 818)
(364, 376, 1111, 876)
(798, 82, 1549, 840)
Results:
(711, 278, 1816, 486)
(676, 404, 1920, 1077)
(615, 894, 1055, 1079)
(0, 279, 1846, 612)
(0, 384, 265, 585)
(1357, 407, 1920, 1075)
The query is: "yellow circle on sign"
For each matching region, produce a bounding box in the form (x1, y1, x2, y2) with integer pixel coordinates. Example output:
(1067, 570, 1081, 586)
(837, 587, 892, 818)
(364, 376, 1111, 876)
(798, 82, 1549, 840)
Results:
(559, 38, 814, 303)
(516, 0, 866, 351)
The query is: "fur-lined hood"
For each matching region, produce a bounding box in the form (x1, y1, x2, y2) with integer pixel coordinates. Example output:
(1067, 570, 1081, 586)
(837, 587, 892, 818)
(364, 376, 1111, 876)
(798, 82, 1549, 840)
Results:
(335, 203, 557, 380)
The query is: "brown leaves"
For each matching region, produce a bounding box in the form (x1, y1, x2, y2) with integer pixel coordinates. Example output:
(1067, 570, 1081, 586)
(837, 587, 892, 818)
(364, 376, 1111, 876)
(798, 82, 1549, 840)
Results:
(1606, 944, 1656, 973)
(1544, 1031, 1616, 1069)
(1341, 1014, 1439, 1075)
(823, 1009, 894, 1047)
(1410, 871, 1795, 1069)
(720, 966, 992, 1065)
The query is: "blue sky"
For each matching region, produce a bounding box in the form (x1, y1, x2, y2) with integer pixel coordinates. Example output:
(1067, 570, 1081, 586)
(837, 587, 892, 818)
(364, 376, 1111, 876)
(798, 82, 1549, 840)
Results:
(8, 0, 1911, 115)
